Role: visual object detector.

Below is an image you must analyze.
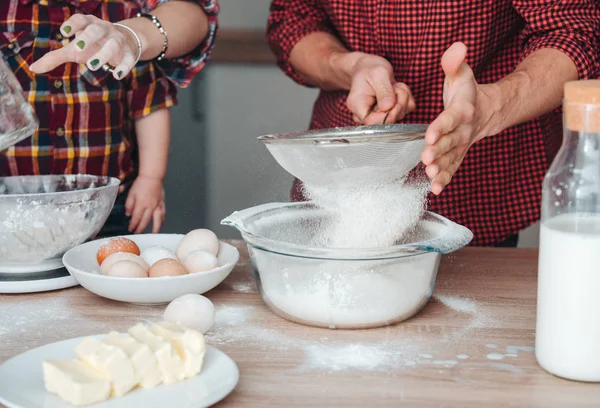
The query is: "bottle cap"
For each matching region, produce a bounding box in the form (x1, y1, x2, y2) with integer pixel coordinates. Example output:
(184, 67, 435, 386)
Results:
(564, 80, 600, 132)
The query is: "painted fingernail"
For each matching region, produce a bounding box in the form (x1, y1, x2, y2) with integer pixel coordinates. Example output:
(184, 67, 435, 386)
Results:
(62, 25, 72, 34)
(76, 40, 85, 50)
(117, 70, 124, 78)
(90, 59, 100, 68)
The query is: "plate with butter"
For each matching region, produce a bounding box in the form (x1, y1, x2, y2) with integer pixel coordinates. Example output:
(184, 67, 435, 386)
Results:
(0, 322, 239, 408)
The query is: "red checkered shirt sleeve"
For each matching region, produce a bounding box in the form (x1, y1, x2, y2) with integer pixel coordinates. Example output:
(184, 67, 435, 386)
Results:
(127, 61, 178, 120)
(267, 0, 336, 86)
(143, 0, 219, 88)
(514, 0, 600, 79)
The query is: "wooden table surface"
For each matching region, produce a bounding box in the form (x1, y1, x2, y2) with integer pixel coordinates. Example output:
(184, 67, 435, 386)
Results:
(1, 242, 599, 407)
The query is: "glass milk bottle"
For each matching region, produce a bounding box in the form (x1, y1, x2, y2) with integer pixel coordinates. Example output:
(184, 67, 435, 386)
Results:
(536, 80, 600, 381)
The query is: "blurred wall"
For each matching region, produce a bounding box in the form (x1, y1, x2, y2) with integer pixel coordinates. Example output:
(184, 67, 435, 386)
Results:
(163, 0, 318, 237)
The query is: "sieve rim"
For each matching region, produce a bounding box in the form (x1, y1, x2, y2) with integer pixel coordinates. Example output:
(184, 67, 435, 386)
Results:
(258, 124, 427, 145)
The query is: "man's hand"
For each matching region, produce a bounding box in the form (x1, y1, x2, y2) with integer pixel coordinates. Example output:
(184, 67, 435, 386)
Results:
(421, 42, 492, 195)
(343, 53, 416, 125)
(125, 176, 166, 234)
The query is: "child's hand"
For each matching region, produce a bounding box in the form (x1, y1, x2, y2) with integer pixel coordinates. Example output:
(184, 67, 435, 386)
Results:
(125, 176, 166, 234)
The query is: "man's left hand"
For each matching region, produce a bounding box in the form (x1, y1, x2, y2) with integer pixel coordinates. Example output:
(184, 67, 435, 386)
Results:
(421, 42, 492, 195)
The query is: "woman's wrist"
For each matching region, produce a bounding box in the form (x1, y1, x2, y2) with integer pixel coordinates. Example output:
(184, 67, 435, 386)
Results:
(118, 18, 163, 61)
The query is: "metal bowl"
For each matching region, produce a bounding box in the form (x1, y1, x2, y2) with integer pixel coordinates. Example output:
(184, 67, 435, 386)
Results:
(0, 175, 119, 273)
(222, 202, 472, 329)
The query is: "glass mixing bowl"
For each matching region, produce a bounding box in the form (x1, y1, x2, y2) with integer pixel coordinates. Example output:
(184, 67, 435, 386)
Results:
(0, 175, 119, 273)
(222, 202, 473, 329)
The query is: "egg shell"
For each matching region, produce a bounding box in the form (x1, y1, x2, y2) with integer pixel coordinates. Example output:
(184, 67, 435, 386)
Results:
(164, 294, 215, 334)
(182, 250, 218, 274)
(101, 260, 147, 278)
(100, 252, 149, 275)
(176, 229, 219, 261)
(140, 245, 177, 267)
(97, 237, 140, 265)
(149, 258, 187, 278)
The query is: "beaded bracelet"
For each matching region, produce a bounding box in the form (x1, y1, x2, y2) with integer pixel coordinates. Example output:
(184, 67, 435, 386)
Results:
(136, 13, 169, 61)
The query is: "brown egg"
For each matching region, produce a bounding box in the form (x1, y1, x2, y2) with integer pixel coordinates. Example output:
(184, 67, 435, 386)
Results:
(97, 237, 140, 265)
(100, 252, 149, 276)
(101, 260, 148, 278)
(148, 258, 187, 278)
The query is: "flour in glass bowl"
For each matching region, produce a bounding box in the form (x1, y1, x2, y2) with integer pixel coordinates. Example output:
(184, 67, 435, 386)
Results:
(257, 251, 438, 329)
(251, 174, 434, 328)
(0, 197, 101, 263)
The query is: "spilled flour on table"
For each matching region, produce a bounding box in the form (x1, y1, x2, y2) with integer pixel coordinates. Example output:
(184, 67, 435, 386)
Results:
(203, 302, 533, 374)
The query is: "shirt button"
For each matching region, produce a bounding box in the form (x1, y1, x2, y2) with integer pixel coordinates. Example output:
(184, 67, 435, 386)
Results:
(6, 43, 14, 51)
(56, 127, 65, 137)
(53, 80, 63, 89)
(55, 33, 64, 42)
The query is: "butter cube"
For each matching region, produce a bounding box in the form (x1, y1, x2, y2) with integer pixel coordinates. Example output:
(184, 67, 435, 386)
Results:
(104, 331, 162, 389)
(151, 321, 206, 378)
(129, 323, 186, 384)
(43, 359, 111, 406)
(75, 337, 137, 397)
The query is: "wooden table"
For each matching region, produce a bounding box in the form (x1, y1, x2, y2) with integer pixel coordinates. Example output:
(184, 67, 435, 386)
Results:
(1, 243, 599, 407)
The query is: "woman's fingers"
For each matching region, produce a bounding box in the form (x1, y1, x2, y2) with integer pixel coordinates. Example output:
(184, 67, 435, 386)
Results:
(87, 37, 122, 71)
(30, 13, 135, 79)
(110, 48, 137, 79)
(72, 23, 108, 55)
(60, 14, 92, 38)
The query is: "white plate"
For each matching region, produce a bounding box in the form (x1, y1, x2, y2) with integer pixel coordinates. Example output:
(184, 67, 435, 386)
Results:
(0, 272, 78, 294)
(63, 234, 239, 305)
(0, 335, 239, 408)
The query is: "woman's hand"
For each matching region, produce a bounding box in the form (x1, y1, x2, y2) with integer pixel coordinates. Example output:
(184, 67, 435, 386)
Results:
(29, 14, 141, 80)
(343, 53, 416, 125)
(125, 176, 166, 234)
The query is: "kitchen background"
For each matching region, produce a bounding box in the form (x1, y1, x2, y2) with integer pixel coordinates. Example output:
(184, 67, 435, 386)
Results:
(161, 0, 540, 248)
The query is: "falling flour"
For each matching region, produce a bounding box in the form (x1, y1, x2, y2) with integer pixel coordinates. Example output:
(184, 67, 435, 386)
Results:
(303, 177, 429, 249)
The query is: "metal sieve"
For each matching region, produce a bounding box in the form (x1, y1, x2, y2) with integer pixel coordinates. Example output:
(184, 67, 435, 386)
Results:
(258, 124, 427, 186)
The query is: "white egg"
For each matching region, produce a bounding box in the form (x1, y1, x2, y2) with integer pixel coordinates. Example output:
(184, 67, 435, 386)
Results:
(163, 294, 215, 334)
(100, 252, 149, 275)
(101, 260, 148, 278)
(176, 229, 219, 261)
(140, 245, 177, 267)
(183, 250, 218, 274)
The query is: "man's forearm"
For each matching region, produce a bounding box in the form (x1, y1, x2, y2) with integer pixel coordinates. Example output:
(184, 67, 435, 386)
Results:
(123, 2, 209, 61)
(479, 48, 578, 138)
(289, 32, 359, 91)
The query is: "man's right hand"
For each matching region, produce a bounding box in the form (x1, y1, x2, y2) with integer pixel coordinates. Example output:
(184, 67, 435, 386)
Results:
(340, 52, 416, 125)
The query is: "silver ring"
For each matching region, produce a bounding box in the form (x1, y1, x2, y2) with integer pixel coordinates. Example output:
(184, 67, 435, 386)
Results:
(102, 23, 142, 75)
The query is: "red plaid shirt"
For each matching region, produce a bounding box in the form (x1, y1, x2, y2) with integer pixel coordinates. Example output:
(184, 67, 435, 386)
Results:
(0, 0, 218, 192)
(268, 0, 600, 246)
